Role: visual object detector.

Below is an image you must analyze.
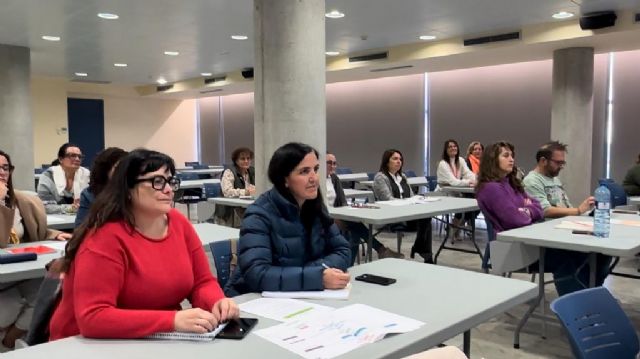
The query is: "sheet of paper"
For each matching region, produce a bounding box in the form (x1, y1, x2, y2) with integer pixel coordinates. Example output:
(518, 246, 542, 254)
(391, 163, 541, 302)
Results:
(46, 215, 67, 224)
(43, 241, 67, 252)
(377, 196, 440, 206)
(554, 220, 594, 230)
(610, 218, 640, 227)
(240, 298, 333, 322)
(254, 303, 424, 359)
(262, 284, 350, 300)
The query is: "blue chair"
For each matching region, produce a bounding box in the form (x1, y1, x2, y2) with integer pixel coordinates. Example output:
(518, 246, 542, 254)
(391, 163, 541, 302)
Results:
(34, 168, 43, 174)
(175, 173, 202, 221)
(185, 161, 200, 167)
(193, 164, 209, 170)
(599, 179, 628, 208)
(208, 240, 235, 289)
(405, 170, 417, 178)
(335, 167, 353, 175)
(550, 287, 639, 359)
(203, 182, 222, 198)
(481, 220, 495, 273)
(367, 172, 376, 181)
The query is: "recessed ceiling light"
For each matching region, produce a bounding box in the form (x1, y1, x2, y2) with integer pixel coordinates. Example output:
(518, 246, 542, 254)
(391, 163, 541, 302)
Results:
(230, 35, 248, 40)
(41, 35, 61, 41)
(74, 72, 88, 77)
(164, 51, 180, 56)
(97, 13, 119, 20)
(157, 78, 167, 85)
(325, 51, 340, 56)
(552, 11, 574, 19)
(419, 35, 437, 40)
(325, 10, 345, 19)
(201, 72, 213, 76)
(114, 63, 127, 67)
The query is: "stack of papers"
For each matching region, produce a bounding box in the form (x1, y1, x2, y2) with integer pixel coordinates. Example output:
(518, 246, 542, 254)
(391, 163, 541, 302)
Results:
(253, 303, 424, 359)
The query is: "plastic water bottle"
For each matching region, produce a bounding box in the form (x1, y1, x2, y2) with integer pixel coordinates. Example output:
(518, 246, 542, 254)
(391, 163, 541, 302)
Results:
(593, 183, 611, 238)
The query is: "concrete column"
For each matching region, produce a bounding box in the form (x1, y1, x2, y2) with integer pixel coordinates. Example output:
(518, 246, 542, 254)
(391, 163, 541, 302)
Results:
(0, 44, 33, 191)
(253, 0, 326, 192)
(551, 47, 594, 203)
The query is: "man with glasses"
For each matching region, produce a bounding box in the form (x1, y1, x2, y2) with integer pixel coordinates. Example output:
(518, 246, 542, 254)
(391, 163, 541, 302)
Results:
(37, 143, 90, 214)
(523, 141, 594, 217)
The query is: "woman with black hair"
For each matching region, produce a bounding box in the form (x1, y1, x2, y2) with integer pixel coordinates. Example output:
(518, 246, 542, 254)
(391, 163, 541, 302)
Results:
(373, 149, 433, 263)
(226, 143, 351, 295)
(49, 149, 238, 340)
(37, 143, 90, 214)
(74, 147, 128, 227)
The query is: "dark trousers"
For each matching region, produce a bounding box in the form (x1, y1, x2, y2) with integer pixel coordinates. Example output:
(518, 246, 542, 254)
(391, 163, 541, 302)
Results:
(345, 221, 384, 266)
(531, 249, 611, 296)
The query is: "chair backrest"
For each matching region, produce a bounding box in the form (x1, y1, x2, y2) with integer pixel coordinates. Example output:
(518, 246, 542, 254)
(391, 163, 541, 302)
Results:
(34, 168, 43, 174)
(193, 164, 209, 170)
(177, 172, 199, 181)
(41, 164, 51, 170)
(208, 240, 237, 289)
(203, 183, 222, 198)
(550, 287, 640, 359)
(405, 170, 417, 178)
(185, 161, 200, 167)
(599, 179, 628, 208)
(367, 172, 376, 180)
(335, 167, 353, 175)
(24, 269, 63, 345)
(426, 176, 438, 192)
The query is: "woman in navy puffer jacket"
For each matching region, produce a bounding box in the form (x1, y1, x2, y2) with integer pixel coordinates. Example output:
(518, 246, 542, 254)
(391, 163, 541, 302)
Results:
(225, 143, 351, 296)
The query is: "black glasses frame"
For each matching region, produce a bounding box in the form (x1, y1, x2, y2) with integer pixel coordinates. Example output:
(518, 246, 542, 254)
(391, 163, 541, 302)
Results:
(135, 176, 181, 191)
(0, 164, 15, 172)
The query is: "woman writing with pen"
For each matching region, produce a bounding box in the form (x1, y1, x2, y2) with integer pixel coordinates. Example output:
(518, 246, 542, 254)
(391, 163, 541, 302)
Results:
(225, 143, 351, 296)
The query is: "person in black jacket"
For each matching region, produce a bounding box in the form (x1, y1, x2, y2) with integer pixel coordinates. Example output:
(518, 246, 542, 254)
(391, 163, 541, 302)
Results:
(326, 153, 403, 263)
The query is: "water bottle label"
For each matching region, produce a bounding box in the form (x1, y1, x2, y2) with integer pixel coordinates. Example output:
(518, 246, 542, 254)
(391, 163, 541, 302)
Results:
(596, 201, 610, 210)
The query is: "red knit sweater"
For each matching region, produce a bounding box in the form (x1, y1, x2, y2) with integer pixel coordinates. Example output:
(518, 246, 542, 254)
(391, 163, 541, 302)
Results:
(49, 209, 225, 340)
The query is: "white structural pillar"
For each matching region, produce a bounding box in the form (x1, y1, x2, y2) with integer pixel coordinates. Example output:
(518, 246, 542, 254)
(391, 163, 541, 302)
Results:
(253, 0, 326, 192)
(0, 44, 33, 191)
(551, 47, 594, 203)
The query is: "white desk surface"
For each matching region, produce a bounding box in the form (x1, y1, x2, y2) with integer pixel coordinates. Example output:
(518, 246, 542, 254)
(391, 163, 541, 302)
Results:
(3, 259, 536, 359)
(359, 177, 428, 188)
(440, 186, 475, 194)
(192, 223, 240, 246)
(343, 188, 374, 199)
(207, 197, 254, 208)
(329, 197, 478, 226)
(0, 241, 63, 283)
(630, 196, 640, 205)
(497, 214, 640, 257)
(177, 168, 224, 175)
(177, 166, 223, 171)
(46, 214, 77, 230)
(336, 172, 370, 182)
(179, 179, 221, 189)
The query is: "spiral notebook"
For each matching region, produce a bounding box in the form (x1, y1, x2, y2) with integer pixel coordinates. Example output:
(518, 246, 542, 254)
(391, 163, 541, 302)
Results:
(146, 322, 227, 341)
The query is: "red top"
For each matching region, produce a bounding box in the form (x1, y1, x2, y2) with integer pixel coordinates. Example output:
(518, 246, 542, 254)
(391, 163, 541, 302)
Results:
(49, 209, 225, 340)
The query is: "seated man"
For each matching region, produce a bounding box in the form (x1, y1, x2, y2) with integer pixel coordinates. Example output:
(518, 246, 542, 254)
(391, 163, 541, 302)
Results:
(326, 152, 403, 262)
(523, 141, 611, 288)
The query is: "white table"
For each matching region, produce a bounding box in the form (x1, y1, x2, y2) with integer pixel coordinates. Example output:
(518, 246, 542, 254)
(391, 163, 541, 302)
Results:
(177, 165, 223, 171)
(337, 172, 370, 183)
(629, 196, 640, 206)
(440, 186, 475, 195)
(329, 197, 479, 261)
(343, 188, 374, 202)
(2, 259, 537, 359)
(359, 176, 428, 189)
(177, 168, 224, 176)
(46, 214, 77, 230)
(497, 213, 640, 348)
(0, 241, 63, 283)
(180, 179, 220, 189)
(192, 223, 240, 247)
(207, 197, 254, 209)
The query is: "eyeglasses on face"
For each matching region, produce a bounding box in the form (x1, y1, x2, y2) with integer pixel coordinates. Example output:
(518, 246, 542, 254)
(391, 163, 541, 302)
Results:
(0, 164, 15, 172)
(135, 176, 181, 191)
(326, 161, 337, 165)
(547, 158, 567, 166)
(64, 153, 84, 160)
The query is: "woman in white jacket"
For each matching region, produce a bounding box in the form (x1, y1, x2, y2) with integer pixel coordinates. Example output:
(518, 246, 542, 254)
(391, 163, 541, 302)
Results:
(436, 139, 476, 240)
(37, 143, 90, 214)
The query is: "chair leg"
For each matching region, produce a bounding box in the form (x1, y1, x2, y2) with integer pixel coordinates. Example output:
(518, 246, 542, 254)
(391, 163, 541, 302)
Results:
(186, 204, 191, 221)
(396, 232, 403, 253)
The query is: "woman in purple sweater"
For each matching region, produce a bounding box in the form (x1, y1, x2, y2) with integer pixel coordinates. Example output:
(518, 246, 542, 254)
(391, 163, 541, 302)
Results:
(476, 141, 594, 296)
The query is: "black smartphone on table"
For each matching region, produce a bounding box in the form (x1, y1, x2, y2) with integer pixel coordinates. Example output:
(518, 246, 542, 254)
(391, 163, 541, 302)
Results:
(355, 273, 396, 286)
(572, 230, 595, 236)
(216, 318, 258, 340)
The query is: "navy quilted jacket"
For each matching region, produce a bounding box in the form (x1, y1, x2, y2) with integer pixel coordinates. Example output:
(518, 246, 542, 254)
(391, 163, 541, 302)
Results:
(225, 188, 350, 295)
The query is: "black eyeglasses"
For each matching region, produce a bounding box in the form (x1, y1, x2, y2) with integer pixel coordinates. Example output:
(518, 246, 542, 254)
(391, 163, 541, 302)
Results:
(326, 161, 337, 165)
(135, 176, 181, 191)
(64, 153, 85, 160)
(0, 164, 14, 172)
(547, 158, 567, 166)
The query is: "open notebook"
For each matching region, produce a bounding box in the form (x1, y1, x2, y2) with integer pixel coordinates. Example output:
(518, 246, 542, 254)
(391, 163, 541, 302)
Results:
(146, 322, 227, 341)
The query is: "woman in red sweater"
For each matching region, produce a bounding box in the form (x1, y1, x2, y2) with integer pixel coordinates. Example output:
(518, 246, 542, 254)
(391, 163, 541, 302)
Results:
(49, 149, 238, 340)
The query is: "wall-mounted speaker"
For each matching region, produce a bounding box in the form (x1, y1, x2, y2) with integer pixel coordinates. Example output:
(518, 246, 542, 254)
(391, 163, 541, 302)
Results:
(241, 68, 254, 79)
(579, 11, 617, 30)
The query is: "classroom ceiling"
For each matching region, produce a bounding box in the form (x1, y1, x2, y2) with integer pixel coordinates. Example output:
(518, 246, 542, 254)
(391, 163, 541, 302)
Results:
(1, 0, 639, 87)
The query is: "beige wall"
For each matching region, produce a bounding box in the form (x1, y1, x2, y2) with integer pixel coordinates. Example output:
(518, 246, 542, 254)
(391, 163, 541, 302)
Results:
(31, 77, 197, 167)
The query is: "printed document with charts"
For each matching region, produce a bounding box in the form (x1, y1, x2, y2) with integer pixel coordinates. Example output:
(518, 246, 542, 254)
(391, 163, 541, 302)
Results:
(253, 303, 424, 359)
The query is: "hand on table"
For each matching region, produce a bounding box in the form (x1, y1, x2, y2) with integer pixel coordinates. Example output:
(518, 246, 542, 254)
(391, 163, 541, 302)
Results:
(212, 298, 240, 324)
(323, 268, 350, 289)
(174, 308, 218, 333)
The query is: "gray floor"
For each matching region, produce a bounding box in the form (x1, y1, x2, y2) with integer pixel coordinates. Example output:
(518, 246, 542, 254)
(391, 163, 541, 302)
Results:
(369, 219, 640, 359)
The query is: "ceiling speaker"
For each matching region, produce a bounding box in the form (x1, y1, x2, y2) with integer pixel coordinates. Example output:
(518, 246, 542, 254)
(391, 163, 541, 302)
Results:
(579, 11, 617, 30)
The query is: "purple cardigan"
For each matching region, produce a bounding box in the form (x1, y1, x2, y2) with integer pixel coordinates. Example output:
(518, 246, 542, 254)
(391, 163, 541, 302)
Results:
(476, 177, 544, 235)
